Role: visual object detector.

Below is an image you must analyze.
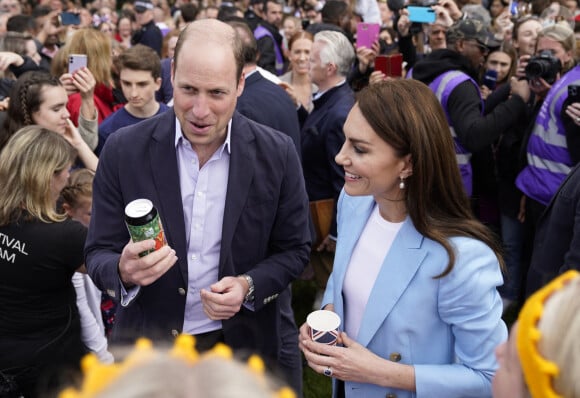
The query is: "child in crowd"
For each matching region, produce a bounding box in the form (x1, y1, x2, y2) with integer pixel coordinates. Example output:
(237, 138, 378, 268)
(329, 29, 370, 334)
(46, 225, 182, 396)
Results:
(60, 168, 114, 364)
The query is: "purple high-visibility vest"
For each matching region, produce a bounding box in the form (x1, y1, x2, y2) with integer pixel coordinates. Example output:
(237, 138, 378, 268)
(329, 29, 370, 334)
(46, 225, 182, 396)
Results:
(516, 65, 580, 206)
(428, 70, 483, 196)
(254, 25, 284, 75)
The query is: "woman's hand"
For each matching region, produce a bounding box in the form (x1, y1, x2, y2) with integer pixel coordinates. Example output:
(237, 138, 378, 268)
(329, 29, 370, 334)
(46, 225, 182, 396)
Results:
(369, 70, 387, 85)
(301, 331, 409, 387)
(357, 45, 378, 74)
(0, 51, 24, 70)
(515, 54, 530, 80)
(279, 81, 300, 107)
(72, 67, 96, 101)
(529, 76, 552, 99)
(397, 9, 411, 37)
(565, 102, 580, 126)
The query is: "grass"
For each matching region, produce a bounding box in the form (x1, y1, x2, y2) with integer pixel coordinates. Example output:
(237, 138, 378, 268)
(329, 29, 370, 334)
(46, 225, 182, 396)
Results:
(292, 278, 332, 398)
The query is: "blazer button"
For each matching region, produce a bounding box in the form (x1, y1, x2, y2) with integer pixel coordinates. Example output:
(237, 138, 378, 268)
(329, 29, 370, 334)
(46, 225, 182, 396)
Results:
(178, 287, 186, 295)
(389, 352, 402, 362)
(385, 394, 397, 398)
(171, 329, 179, 337)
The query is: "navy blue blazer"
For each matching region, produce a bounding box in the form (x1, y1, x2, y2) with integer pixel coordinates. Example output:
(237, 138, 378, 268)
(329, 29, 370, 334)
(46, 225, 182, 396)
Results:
(301, 82, 354, 237)
(85, 109, 311, 359)
(236, 71, 301, 155)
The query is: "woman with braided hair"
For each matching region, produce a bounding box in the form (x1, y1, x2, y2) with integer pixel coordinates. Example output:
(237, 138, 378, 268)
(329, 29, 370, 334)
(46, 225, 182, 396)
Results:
(0, 71, 98, 171)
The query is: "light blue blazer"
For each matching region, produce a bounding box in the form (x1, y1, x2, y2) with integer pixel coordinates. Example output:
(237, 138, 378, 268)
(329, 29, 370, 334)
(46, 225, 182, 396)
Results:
(322, 192, 507, 398)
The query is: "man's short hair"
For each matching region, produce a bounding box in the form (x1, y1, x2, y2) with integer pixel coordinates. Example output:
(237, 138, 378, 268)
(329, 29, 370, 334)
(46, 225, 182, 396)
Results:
(117, 44, 161, 79)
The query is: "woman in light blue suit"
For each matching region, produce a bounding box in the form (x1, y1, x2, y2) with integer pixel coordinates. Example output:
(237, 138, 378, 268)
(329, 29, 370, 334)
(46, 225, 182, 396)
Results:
(299, 79, 507, 398)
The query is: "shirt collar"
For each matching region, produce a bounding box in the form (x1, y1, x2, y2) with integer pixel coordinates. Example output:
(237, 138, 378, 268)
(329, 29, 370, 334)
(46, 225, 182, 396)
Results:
(313, 78, 346, 101)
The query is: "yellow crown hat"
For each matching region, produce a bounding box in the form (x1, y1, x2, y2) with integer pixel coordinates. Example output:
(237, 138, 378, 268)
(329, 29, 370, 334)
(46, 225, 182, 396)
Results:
(59, 334, 296, 398)
(516, 270, 579, 398)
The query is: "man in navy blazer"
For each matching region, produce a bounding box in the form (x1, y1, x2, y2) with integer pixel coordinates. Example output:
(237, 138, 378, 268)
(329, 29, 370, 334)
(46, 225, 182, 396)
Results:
(85, 19, 310, 372)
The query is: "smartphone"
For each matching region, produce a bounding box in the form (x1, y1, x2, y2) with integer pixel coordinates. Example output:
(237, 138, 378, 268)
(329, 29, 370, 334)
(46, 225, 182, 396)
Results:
(375, 53, 403, 77)
(568, 84, 580, 103)
(407, 6, 436, 24)
(68, 54, 87, 74)
(482, 69, 498, 90)
(59, 11, 81, 26)
(356, 22, 380, 48)
(388, 53, 403, 77)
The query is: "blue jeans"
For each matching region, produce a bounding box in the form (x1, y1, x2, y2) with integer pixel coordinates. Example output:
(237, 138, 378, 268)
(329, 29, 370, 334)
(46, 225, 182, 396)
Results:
(498, 213, 525, 301)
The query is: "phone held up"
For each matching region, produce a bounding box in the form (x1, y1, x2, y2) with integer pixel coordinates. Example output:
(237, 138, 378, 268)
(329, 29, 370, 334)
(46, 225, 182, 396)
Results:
(407, 6, 436, 24)
(68, 54, 87, 74)
(374, 53, 403, 78)
(568, 84, 580, 104)
(58, 11, 81, 26)
(356, 22, 380, 48)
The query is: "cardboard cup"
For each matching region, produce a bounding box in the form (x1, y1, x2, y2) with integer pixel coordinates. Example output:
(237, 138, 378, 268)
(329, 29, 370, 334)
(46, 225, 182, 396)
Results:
(306, 310, 341, 345)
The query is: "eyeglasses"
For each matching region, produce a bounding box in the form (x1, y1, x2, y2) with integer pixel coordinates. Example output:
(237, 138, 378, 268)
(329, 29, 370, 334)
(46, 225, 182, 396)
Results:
(466, 40, 489, 55)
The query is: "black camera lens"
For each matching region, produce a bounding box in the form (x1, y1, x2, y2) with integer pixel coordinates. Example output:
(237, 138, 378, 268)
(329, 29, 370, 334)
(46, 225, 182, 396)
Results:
(524, 50, 561, 85)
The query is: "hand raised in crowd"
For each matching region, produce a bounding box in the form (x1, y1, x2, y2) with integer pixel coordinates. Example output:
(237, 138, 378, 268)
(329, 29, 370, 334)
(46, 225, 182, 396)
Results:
(38, 10, 65, 42)
(0, 51, 24, 71)
(397, 8, 411, 37)
(200, 276, 247, 320)
(72, 67, 96, 100)
(431, 5, 454, 27)
(357, 43, 378, 74)
(510, 76, 531, 103)
(515, 54, 530, 79)
(118, 239, 178, 287)
(495, 10, 514, 40)
(438, 0, 462, 21)
(59, 67, 96, 97)
(565, 102, 580, 126)
(279, 81, 300, 107)
(528, 76, 552, 99)
(369, 70, 391, 85)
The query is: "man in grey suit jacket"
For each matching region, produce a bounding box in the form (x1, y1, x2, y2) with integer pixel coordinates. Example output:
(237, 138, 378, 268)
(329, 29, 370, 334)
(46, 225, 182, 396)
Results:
(85, 18, 310, 381)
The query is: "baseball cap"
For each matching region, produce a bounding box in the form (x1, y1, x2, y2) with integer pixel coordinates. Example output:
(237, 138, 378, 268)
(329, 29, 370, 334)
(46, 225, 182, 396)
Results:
(446, 18, 500, 49)
(134, 0, 154, 13)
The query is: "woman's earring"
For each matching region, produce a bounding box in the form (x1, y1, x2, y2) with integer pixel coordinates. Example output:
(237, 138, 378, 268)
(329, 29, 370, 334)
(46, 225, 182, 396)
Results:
(399, 177, 405, 190)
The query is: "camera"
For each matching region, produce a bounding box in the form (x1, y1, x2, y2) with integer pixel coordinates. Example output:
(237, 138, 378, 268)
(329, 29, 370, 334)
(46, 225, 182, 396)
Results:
(525, 50, 562, 85)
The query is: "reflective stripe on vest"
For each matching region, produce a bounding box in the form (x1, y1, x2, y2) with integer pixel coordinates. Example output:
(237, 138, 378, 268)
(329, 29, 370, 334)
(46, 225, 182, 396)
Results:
(254, 25, 284, 75)
(516, 65, 580, 205)
(427, 70, 483, 196)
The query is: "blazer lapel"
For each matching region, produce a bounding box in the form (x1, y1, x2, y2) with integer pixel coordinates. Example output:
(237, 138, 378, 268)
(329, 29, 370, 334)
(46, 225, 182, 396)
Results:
(356, 218, 426, 347)
(150, 111, 188, 285)
(219, 112, 255, 273)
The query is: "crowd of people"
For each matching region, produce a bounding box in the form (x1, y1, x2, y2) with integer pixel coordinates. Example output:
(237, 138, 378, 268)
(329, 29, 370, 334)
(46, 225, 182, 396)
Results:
(0, 0, 579, 397)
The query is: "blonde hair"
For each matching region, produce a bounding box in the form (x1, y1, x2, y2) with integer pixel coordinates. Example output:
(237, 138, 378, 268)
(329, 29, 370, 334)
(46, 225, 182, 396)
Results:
(538, 22, 576, 72)
(60, 28, 113, 86)
(60, 168, 94, 210)
(537, 276, 580, 397)
(0, 126, 76, 225)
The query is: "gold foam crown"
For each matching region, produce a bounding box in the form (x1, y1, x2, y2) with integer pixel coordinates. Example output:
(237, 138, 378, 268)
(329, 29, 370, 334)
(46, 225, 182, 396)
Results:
(58, 334, 296, 398)
(516, 270, 579, 398)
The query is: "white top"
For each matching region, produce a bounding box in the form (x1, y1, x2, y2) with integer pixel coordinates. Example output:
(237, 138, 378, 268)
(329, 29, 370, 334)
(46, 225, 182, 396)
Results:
(342, 205, 403, 339)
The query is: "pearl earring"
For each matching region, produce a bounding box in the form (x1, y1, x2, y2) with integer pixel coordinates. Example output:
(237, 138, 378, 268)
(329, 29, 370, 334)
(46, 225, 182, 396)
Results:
(399, 177, 405, 190)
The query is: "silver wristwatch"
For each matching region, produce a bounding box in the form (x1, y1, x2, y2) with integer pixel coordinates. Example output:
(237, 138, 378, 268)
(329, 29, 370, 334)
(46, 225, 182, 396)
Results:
(241, 274, 255, 304)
